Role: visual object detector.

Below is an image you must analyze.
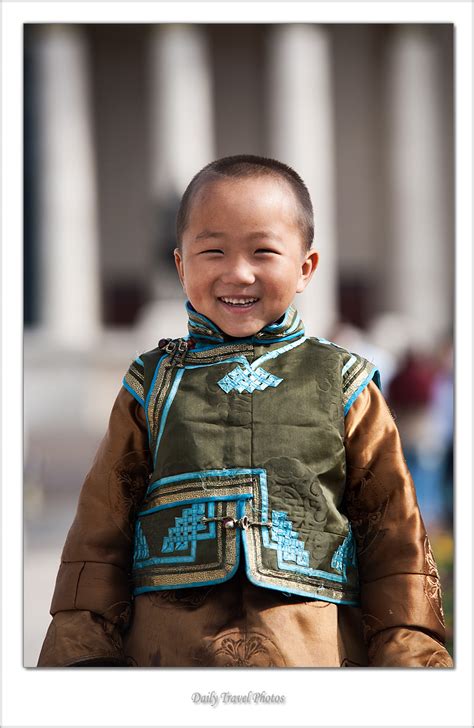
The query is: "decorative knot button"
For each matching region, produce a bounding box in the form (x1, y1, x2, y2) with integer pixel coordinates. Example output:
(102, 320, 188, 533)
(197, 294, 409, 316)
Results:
(222, 516, 250, 530)
(218, 365, 283, 394)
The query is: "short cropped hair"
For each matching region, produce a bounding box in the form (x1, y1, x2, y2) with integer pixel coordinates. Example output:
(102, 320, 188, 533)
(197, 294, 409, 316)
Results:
(176, 154, 314, 250)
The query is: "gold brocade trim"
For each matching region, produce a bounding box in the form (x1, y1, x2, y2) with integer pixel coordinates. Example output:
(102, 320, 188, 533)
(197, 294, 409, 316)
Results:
(142, 477, 253, 513)
(185, 343, 253, 363)
(124, 361, 145, 402)
(342, 357, 375, 410)
(146, 360, 174, 450)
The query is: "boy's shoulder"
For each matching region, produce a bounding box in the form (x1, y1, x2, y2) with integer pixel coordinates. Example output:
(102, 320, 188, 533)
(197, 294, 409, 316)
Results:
(122, 342, 169, 407)
(305, 334, 371, 368)
(305, 336, 381, 414)
(306, 334, 358, 357)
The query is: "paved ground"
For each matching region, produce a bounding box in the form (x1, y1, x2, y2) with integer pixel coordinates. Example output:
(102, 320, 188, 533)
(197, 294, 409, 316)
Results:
(24, 492, 78, 666)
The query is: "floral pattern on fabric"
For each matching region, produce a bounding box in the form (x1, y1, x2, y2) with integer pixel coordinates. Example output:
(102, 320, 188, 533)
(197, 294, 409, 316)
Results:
(343, 465, 390, 554)
(423, 535, 446, 628)
(147, 586, 215, 609)
(107, 450, 151, 540)
(200, 631, 286, 667)
(265, 457, 329, 559)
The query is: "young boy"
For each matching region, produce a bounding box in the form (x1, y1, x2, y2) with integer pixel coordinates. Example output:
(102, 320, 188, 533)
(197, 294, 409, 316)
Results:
(38, 155, 452, 668)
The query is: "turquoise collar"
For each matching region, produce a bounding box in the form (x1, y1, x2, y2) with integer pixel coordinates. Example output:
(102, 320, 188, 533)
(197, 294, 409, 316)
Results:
(186, 301, 305, 346)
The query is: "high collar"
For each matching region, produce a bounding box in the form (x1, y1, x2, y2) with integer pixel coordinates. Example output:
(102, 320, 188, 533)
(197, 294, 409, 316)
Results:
(185, 301, 305, 346)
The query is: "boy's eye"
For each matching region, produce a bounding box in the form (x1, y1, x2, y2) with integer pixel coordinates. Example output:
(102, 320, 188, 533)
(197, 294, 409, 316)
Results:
(199, 249, 224, 255)
(255, 248, 280, 255)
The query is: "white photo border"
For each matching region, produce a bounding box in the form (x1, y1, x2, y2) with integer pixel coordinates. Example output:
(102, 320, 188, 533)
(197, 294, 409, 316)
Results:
(2, 2, 472, 727)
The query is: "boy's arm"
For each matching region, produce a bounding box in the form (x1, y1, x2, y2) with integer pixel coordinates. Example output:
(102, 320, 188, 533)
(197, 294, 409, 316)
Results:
(344, 381, 453, 667)
(38, 386, 151, 667)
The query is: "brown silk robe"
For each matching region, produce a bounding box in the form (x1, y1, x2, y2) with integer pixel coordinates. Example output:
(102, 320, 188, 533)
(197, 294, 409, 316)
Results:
(37, 382, 453, 668)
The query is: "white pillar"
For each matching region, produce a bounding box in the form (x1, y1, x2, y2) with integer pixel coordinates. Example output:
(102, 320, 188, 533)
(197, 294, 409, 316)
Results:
(36, 25, 101, 348)
(138, 24, 215, 336)
(149, 23, 215, 199)
(384, 26, 451, 345)
(266, 24, 338, 338)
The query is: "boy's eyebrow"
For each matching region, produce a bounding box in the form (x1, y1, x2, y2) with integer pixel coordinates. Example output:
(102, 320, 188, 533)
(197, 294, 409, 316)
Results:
(246, 230, 282, 241)
(195, 230, 225, 240)
(194, 230, 282, 241)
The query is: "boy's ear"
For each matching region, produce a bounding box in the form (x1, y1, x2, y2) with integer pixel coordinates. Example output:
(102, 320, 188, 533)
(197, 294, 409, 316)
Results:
(174, 248, 186, 289)
(296, 249, 319, 293)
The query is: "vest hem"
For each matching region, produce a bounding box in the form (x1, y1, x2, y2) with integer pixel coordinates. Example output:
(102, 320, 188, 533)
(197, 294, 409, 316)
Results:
(131, 555, 242, 595)
(243, 564, 360, 606)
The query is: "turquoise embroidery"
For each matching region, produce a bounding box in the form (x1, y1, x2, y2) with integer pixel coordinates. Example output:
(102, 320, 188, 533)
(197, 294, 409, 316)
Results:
(269, 510, 310, 568)
(218, 364, 283, 394)
(161, 502, 215, 553)
(134, 521, 150, 562)
(258, 491, 354, 583)
(331, 527, 357, 578)
(133, 468, 358, 602)
(134, 502, 217, 567)
(341, 354, 357, 375)
(252, 335, 307, 368)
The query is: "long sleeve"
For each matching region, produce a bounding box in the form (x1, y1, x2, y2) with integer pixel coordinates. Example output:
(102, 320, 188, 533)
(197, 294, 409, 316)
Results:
(344, 381, 453, 667)
(38, 387, 151, 667)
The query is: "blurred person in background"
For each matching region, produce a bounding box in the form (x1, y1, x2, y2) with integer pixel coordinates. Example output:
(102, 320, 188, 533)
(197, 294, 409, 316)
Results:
(388, 335, 453, 531)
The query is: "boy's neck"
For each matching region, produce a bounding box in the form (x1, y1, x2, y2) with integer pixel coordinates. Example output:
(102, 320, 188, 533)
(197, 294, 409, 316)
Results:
(185, 301, 305, 347)
(222, 312, 287, 342)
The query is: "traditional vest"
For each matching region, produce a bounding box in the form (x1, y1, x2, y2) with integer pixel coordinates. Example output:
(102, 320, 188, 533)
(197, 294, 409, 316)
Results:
(123, 303, 380, 606)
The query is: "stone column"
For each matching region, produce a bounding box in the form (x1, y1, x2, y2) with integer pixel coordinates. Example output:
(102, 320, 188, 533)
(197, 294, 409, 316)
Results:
(265, 24, 338, 338)
(149, 23, 215, 200)
(140, 24, 215, 336)
(384, 26, 452, 346)
(36, 25, 101, 348)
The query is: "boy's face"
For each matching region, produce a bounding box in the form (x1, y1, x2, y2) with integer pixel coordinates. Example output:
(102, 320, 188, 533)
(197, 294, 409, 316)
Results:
(174, 176, 318, 338)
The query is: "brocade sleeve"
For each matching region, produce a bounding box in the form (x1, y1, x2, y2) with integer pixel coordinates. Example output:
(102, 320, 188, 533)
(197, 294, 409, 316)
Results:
(344, 381, 453, 667)
(37, 387, 151, 667)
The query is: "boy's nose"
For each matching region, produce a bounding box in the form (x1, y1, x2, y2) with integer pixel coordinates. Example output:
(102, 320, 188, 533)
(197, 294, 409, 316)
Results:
(220, 260, 256, 286)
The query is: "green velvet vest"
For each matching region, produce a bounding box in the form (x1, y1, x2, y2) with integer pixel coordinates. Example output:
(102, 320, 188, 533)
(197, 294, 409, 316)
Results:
(123, 303, 380, 606)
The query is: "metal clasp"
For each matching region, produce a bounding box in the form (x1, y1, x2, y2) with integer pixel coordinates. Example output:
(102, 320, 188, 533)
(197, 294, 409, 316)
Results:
(201, 515, 271, 531)
(158, 337, 192, 368)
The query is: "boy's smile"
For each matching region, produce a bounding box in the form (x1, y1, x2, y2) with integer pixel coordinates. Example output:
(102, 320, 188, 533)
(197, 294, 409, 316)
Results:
(174, 176, 318, 338)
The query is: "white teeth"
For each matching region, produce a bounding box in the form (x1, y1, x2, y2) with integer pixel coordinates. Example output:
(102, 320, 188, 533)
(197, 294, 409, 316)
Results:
(220, 297, 258, 305)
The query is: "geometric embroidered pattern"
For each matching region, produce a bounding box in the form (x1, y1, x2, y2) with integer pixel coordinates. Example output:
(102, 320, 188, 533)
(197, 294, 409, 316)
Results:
(161, 502, 216, 554)
(269, 510, 310, 568)
(134, 520, 150, 562)
(330, 526, 357, 578)
(258, 507, 356, 585)
(130, 467, 359, 604)
(217, 364, 283, 394)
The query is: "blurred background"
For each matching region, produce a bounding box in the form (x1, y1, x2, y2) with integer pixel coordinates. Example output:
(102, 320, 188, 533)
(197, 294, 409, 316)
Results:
(24, 23, 454, 665)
